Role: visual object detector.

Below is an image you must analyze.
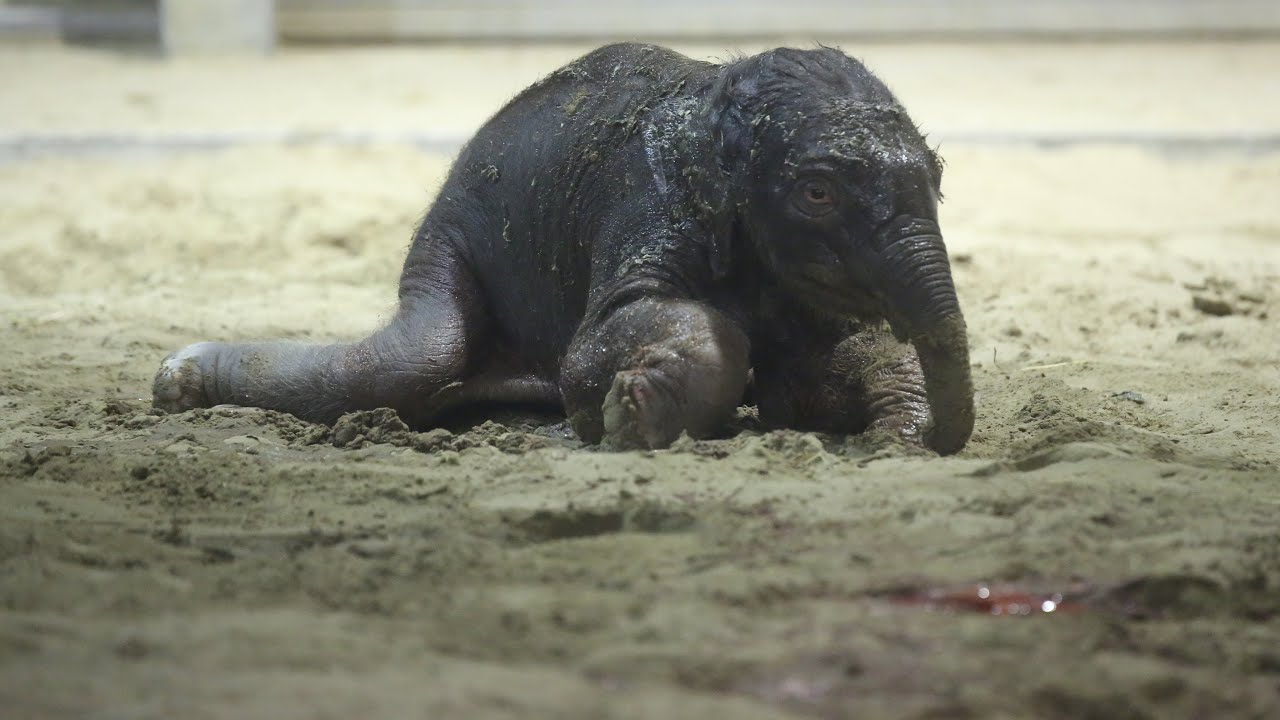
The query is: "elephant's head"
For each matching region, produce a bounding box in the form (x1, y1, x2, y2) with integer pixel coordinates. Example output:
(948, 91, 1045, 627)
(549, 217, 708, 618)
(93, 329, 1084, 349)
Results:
(691, 47, 974, 454)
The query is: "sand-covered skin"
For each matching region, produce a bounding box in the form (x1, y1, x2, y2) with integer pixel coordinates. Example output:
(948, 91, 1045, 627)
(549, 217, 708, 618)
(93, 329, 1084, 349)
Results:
(1, 42, 1279, 719)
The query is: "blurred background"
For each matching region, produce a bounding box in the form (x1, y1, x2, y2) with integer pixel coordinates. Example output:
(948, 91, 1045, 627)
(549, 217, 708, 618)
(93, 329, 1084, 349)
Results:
(4, 0, 1280, 45)
(2, 1, 1278, 156)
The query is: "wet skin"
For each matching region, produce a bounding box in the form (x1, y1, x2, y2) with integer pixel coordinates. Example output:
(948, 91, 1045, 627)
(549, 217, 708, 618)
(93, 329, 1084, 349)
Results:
(153, 43, 975, 453)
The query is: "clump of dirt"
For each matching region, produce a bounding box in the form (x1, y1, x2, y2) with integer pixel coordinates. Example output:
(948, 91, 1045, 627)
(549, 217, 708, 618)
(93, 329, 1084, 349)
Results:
(329, 407, 413, 448)
(1185, 276, 1271, 318)
(448, 419, 580, 453)
(324, 409, 581, 455)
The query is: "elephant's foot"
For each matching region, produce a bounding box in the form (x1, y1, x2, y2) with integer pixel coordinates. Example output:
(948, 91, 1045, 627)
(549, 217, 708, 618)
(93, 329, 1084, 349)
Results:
(601, 351, 686, 450)
(564, 298, 750, 450)
(152, 342, 220, 413)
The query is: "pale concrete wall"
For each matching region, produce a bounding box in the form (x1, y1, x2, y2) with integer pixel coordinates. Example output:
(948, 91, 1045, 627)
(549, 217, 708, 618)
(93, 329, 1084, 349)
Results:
(6, 0, 1278, 49)
(161, 0, 275, 54)
(277, 0, 1280, 40)
(0, 5, 60, 42)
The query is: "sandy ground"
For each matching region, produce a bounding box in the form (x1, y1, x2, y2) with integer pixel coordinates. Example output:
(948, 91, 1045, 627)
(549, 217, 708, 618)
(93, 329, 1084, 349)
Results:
(1, 41, 1279, 719)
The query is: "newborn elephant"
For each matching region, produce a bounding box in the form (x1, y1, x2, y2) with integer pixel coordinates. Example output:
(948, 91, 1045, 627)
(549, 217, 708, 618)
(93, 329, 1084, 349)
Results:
(154, 43, 975, 454)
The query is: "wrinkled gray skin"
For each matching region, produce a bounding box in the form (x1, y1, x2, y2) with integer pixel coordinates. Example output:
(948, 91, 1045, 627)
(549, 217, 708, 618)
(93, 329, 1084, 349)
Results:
(154, 43, 975, 454)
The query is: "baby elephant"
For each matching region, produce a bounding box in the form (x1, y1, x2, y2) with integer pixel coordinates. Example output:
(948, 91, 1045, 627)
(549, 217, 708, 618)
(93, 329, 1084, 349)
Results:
(154, 43, 975, 454)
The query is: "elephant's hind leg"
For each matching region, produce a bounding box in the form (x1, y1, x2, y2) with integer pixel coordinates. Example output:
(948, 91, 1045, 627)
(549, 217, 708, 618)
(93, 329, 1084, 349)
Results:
(153, 252, 485, 427)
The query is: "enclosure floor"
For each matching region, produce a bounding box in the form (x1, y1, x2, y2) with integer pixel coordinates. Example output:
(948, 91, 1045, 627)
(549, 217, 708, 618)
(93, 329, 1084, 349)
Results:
(1, 41, 1278, 719)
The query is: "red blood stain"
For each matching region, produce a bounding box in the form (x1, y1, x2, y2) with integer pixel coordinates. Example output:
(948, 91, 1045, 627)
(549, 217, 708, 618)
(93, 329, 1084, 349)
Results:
(887, 584, 1086, 615)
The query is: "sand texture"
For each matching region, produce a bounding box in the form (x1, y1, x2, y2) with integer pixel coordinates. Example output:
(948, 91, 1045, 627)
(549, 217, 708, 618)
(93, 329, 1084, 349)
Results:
(1, 42, 1278, 719)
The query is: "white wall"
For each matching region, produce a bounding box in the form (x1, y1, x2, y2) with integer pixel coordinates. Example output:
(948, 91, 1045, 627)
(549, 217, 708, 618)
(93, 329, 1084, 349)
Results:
(277, 0, 1280, 40)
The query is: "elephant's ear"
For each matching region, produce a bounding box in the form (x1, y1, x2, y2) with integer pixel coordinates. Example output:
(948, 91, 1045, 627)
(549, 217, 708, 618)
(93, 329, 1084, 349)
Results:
(689, 67, 755, 280)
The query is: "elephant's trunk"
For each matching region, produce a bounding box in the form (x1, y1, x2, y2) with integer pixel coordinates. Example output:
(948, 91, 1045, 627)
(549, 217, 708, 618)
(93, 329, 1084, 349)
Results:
(876, 226, 975, 455)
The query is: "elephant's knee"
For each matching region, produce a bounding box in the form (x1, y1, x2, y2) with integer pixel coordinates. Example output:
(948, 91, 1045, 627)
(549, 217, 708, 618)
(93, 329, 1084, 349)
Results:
(560, 298, 749, 448)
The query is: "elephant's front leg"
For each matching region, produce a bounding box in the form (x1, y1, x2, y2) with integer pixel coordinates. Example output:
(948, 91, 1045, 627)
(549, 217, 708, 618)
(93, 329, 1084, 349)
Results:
(561, 297, 750, 449)
(754, 330, 931, 447)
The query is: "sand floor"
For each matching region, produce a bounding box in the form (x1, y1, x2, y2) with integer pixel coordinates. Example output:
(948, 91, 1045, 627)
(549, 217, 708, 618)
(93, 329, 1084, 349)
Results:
(1, 41, 1278, 719)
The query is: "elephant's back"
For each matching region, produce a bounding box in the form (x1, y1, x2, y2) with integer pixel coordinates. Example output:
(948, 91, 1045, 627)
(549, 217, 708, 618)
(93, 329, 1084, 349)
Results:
(421, 44, 715, 375)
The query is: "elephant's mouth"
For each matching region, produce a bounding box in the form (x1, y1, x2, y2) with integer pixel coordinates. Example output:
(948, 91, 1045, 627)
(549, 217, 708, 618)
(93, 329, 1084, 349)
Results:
(790, 265, 890, 321)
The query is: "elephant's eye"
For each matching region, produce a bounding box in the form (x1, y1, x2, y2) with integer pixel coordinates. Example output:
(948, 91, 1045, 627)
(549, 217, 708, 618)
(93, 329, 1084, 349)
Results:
(795, 178, 837, 216)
